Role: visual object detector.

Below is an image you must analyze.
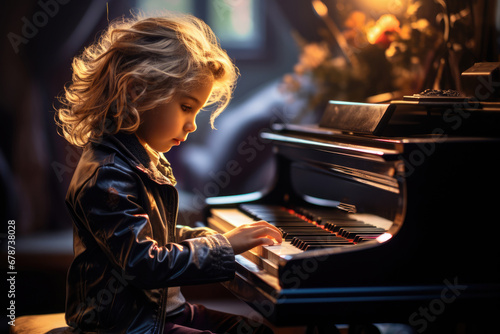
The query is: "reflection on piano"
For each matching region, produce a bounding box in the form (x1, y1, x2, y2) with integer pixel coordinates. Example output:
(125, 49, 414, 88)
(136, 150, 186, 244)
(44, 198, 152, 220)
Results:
(205, 67, 500, 332)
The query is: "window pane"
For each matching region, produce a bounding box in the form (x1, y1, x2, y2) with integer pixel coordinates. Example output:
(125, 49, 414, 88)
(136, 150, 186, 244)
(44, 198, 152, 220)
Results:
(135, 0, 194, 14)
(208, 0, 263, 48)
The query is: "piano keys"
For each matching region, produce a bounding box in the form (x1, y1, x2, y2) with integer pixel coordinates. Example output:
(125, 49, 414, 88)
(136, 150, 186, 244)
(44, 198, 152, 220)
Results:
(205, 79, 500, 329)
(209, 204, 391, 259)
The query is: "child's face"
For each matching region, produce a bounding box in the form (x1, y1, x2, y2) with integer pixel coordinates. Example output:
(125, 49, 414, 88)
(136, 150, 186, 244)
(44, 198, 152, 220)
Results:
(136, 81, 213, 153)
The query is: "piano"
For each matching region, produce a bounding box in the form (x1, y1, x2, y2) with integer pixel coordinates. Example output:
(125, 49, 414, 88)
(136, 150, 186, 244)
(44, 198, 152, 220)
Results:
(205, 64, 500, 332)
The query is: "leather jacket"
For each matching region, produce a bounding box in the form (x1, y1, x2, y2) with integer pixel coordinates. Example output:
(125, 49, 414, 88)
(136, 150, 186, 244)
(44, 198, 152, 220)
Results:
(64, 133, 235, 333)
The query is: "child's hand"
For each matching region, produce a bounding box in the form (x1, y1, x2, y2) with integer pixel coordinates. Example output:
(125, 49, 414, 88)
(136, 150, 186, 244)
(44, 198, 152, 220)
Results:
(223, 221, 283, 255)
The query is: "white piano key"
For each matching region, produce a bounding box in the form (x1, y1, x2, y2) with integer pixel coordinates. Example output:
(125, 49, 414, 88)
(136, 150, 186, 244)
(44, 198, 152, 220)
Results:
(208, 208, 304, 267)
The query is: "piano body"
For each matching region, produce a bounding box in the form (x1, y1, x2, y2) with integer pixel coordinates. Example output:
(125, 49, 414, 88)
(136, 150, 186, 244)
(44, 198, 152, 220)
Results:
(205, 69, 500, 330)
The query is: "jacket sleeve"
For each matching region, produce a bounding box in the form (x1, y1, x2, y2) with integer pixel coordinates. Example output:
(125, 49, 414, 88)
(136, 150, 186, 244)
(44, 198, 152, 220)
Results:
(73, 165, 235, 289)
(176, 225, 219, 242)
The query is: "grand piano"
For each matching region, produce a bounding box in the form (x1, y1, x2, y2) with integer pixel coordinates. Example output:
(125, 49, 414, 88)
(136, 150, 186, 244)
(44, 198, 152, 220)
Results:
(205, 64, 500, 332)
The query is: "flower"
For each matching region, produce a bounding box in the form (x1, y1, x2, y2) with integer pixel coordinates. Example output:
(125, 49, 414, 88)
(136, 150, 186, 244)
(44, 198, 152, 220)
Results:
(367, 14, 401, 48)
(281, 0, 446, 115)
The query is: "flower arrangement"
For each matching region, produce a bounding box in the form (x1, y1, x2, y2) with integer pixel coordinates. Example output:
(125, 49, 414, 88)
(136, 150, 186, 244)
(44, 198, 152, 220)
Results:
(280, 1, 445, 119)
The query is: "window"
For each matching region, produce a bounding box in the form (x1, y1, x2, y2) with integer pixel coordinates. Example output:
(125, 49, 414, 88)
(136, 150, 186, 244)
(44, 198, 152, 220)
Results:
(136, 0, 194, 14)
(134, 0, 267, 59)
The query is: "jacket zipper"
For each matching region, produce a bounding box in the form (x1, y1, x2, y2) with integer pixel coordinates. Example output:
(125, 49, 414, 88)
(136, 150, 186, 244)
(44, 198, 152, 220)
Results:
(158, 185, 179, 334)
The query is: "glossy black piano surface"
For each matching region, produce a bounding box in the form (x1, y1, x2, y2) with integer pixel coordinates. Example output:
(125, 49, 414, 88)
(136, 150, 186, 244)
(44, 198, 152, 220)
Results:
(205, 97, 500, 330)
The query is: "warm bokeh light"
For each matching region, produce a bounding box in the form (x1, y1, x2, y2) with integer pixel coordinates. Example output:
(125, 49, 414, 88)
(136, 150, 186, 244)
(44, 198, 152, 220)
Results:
(312, 0, 328, 18)
(366, 14, 400, 47)
(355, 0, 407, 14)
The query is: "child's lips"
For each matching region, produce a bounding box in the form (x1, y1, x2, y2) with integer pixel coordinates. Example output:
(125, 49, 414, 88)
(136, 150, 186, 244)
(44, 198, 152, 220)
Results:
(173, 138, 184, 146)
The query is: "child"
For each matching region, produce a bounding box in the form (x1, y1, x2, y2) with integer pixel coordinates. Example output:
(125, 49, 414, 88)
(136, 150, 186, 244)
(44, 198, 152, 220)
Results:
(56, 12, 282, 334)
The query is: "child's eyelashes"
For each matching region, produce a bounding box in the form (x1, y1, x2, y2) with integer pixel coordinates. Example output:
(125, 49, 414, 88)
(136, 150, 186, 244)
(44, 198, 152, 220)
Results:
(181, 104, 205, 114)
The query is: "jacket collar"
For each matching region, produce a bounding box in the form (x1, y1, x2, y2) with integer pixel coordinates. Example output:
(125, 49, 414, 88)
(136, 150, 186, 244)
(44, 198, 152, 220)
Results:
(93, 132, 176, 186)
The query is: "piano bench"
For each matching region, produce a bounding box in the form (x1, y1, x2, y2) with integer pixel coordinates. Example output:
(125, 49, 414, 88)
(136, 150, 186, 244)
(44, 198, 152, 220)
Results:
(10, 313, 71, 334)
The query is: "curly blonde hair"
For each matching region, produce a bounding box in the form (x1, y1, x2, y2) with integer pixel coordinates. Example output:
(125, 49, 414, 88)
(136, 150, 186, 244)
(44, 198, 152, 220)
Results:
(56, 12, 239, 147)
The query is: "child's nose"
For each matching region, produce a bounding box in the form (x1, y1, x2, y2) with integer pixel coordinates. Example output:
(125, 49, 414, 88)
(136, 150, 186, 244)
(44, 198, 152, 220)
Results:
(184, 119, 197, 133)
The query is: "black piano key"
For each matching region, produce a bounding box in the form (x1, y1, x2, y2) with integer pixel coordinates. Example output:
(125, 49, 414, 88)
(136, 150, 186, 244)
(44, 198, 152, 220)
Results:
(266, 220, 307, 225)
(338, 231, 383, 239)
(353, 234, 382, 243)
(339, 228, 386, 239)
(296, 207, 354, 223)
(290, 235, 346, 247)
(281, 228, 332, 234)
(261, 217, 305, 222)
(240, 204, 388, 246)
(291, 235, 345, 243)
(282, 230, 333, 241)
(299, 240, 354, 250)
(271, 221, 316, 227)
(338, 227, 385, 234)
(283, 231, 334, 238)
(356, 237, 381, 243)
(263, 214, 295, 218)
(301, 239, 353, 244)
(324, 220, 368, 227)
(325, 221, 372, 232)
(240, 205, 294, 220)
(279, 226, 327, 232)
(337, 227, 382, 237)
(304, 244, 355, 250)
(315, 216, 356, 224)
(248, 210, 289, 214)
(247, 209, 292, 214)
(291, 235, 346, 241)
(253, 213, 302, 220)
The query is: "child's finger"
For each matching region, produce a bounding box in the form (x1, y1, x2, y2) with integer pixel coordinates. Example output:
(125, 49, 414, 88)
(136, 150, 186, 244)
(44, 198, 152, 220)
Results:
(249, 226, 282, 244)
(251, 221, 282, 236)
